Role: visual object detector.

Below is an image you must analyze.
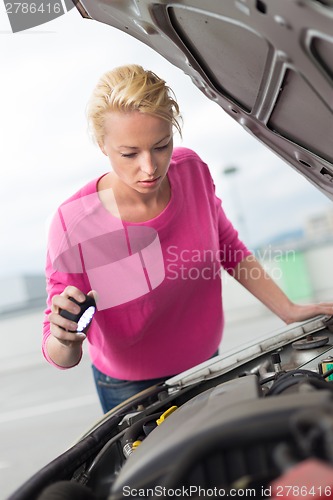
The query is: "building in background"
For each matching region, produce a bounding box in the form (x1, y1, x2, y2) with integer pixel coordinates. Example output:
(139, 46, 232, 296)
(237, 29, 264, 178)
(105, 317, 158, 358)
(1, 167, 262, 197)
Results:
(305, 210, 333, 242)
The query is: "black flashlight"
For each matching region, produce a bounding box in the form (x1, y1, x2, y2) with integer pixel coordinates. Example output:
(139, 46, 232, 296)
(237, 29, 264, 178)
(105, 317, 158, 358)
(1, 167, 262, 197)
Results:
(60, 295, 96, 332)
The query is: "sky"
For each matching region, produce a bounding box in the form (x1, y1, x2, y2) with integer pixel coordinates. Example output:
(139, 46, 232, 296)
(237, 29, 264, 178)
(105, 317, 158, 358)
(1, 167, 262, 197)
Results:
(0, 4, 332, 281)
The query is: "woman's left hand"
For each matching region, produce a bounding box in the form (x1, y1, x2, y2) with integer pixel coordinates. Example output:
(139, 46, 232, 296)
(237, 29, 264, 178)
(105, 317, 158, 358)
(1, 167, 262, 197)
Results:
(284, 302, 333, 324)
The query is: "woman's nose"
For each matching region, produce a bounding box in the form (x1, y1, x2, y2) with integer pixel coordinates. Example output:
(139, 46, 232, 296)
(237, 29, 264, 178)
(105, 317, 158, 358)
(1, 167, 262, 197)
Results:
(140, 154, 157, 176)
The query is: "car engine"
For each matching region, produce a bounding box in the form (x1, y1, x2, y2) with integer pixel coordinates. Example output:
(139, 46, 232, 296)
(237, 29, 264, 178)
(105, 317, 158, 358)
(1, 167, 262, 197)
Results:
(72, 320, 333, 499)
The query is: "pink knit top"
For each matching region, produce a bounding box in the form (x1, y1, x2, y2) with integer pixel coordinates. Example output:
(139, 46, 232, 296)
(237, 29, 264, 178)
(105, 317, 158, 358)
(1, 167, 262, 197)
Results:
(43, 147, 251, 380)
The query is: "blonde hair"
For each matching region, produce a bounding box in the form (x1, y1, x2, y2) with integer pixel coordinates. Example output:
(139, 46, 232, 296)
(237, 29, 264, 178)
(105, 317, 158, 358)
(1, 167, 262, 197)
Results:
(87, 64, 182, 145)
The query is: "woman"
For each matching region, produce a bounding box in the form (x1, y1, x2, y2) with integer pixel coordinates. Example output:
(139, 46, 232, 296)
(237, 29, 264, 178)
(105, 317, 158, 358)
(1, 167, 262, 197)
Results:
(43, 64, 333, 413)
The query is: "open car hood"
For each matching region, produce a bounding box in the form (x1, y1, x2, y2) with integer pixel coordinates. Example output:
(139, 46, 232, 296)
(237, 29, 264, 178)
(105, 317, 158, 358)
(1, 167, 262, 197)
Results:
(75, 0, 333, 200)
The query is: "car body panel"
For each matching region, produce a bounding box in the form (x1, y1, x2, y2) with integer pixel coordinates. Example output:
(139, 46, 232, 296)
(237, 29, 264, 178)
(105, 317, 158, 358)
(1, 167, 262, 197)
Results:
(75, 0, 333, 199)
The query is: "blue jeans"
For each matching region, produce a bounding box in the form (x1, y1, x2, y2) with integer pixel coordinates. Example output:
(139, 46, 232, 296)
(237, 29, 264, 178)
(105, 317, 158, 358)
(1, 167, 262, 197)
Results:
(92, 350, 219, 414)
(92, 365, 168, 413)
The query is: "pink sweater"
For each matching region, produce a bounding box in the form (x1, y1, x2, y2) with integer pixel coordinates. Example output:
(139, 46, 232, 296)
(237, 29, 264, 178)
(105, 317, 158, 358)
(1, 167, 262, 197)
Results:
(43, 147, 251, 380)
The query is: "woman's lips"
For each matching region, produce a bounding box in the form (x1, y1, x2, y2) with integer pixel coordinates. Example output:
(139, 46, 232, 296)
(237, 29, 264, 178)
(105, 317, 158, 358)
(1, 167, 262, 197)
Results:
(138, 176, 161, 187)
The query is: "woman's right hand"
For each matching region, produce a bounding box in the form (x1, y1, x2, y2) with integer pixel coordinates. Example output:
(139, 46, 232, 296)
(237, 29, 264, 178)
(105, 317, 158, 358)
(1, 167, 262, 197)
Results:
(48, 286, 89, 346)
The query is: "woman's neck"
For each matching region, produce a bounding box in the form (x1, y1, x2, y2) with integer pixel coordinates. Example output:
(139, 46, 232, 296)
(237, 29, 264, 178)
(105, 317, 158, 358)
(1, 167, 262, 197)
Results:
(97, 172, 171, 222)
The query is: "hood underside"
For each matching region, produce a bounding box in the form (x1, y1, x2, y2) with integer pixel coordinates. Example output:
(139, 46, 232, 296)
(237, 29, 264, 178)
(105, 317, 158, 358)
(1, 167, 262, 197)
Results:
(75, 0, 333, 200)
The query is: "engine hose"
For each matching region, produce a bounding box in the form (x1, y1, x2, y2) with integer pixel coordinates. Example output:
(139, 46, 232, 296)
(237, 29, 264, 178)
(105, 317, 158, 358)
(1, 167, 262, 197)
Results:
(121, 412, 163, 457)
(266, 369, 328, 396)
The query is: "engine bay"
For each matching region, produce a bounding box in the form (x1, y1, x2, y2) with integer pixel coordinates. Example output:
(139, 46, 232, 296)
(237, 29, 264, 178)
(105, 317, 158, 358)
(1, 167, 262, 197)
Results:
(68, 317, 333, 499)
(10, 316, 333, 500)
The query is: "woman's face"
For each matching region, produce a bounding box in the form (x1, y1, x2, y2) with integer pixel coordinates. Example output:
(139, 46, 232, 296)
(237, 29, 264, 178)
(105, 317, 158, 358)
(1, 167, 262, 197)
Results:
(101, 110, 173, 195)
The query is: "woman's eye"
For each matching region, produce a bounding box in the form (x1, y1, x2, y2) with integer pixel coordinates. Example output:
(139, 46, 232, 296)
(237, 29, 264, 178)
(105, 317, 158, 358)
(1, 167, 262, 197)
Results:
(121, 153, 136, 158)
(155, 144, 168, 151)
